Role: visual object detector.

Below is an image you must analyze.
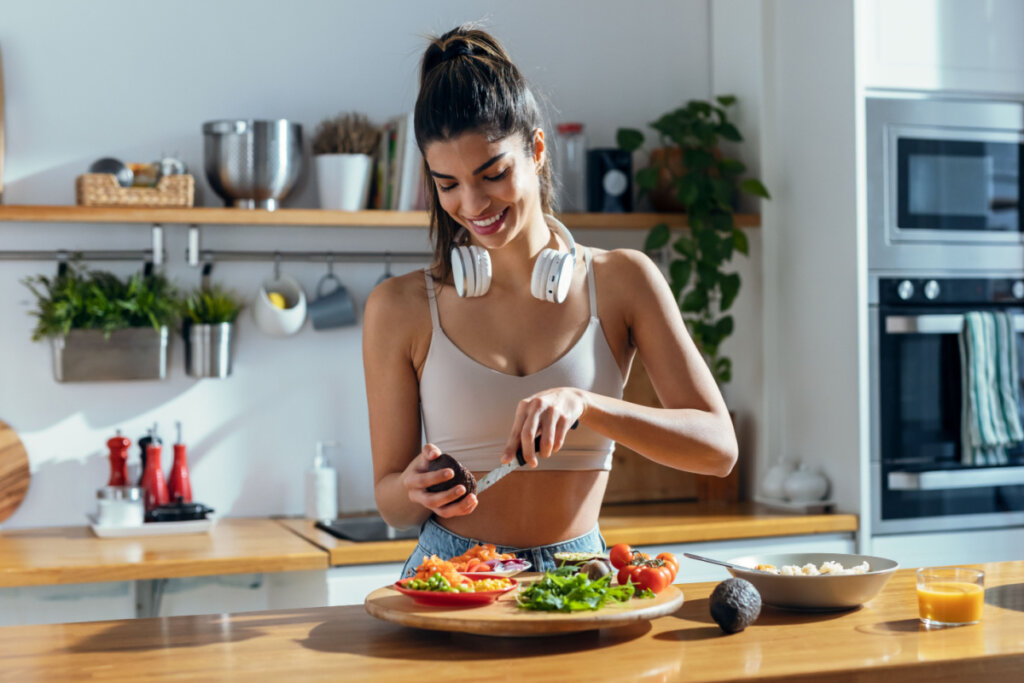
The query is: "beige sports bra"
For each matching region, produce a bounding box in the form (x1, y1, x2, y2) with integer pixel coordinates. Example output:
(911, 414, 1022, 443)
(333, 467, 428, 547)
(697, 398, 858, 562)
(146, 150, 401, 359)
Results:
(418, 248, 624, 472)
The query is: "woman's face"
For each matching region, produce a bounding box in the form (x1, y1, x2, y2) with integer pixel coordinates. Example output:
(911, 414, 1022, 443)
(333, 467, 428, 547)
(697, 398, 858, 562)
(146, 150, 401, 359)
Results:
(423, 129, 544, 248)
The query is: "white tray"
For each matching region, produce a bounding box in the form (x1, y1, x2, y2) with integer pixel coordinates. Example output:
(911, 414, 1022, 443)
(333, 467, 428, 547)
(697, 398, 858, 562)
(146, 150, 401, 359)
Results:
(88, 515, 214, 538)
(753, 496, 836, 514)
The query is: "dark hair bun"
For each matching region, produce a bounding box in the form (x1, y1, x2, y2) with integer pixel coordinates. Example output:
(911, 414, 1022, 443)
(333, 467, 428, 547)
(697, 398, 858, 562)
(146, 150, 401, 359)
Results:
(425, 453, 478, 502)
(442, 40, 474, 62)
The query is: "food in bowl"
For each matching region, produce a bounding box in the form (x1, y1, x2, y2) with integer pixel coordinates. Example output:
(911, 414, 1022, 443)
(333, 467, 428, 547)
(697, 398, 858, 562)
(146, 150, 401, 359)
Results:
(756, 560, 871, 576)
(727, 553, 899, 611)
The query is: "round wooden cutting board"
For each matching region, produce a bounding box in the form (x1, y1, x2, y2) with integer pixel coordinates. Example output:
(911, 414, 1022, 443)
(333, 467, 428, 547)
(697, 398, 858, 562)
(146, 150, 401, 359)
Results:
(0, 420, 31, 523)
(364, 576, 684, 637)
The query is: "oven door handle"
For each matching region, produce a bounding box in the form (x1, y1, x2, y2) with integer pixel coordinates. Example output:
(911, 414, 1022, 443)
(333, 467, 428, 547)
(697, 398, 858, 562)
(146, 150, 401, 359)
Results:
(885, 313, 1024, 334)
(889, 466, 1024, 490)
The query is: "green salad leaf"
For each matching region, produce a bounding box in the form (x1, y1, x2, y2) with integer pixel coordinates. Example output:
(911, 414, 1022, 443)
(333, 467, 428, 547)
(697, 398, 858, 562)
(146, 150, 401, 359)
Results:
(516, 569, 636, 612)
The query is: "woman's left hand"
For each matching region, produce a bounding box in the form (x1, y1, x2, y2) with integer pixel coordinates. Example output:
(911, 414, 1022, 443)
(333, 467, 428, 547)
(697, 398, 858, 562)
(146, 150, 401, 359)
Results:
(500, 387, 588, 467)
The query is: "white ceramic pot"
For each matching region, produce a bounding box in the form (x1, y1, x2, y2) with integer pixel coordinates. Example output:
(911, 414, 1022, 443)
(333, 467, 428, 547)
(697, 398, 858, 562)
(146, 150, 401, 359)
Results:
(759, 458, 796, 500)
(783, 464, 831, 503)
(315, 153, 373, 211)
(253, 274, 307, 337)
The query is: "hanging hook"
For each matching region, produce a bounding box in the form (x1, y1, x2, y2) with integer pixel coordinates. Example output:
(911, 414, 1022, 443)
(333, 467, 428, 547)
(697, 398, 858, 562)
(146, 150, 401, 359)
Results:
(274, 252, 282, 280)
(56, 250, 69, 278)
(326, 252, 334, 276)
(384, 250, 393, 277)
(201, 260, 214, 290)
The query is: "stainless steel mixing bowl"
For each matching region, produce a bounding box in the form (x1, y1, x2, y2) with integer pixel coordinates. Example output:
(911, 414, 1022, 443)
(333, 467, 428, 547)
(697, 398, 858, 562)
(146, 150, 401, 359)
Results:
(202, 119, 304, 210)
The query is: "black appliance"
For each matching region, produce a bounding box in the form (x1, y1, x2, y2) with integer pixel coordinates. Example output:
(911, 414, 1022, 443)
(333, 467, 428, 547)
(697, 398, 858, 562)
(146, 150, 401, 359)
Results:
(315, 515, 419, 542)
(586, 148, 632, 212)
(871, 276, 1024, 533)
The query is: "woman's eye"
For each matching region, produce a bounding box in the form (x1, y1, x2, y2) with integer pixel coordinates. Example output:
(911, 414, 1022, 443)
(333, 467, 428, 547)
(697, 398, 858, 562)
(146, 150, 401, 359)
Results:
(484, 168, 510, 182)
(438, 183, 457, 193)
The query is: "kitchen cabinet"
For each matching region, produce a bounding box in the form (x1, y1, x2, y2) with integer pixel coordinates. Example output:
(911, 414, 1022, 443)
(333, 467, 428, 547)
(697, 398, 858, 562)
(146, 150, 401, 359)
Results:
(869, 526, 1024, 569)
(860, 0, 1024, 96)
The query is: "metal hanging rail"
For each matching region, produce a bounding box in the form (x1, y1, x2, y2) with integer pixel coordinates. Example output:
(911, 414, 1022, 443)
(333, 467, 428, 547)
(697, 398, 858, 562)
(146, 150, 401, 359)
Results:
(194, 249, 433, 264)
(0, 225, 166, 265)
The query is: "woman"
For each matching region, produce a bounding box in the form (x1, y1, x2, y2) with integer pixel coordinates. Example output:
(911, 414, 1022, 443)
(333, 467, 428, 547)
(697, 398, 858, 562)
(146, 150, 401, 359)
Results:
(362, 25, 737, 577)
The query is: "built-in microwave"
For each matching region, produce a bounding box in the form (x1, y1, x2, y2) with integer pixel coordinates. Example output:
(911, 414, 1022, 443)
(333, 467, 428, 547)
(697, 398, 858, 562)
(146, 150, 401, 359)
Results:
(866, 94, 1024, 272)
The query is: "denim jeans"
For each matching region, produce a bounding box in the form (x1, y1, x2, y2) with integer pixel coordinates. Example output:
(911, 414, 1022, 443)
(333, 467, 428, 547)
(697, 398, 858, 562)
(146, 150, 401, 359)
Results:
(400, 517, 607, 578)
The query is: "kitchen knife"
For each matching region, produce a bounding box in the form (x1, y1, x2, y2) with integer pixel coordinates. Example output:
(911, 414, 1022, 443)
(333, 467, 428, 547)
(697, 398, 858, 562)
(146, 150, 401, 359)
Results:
(475, 421, 578, 494)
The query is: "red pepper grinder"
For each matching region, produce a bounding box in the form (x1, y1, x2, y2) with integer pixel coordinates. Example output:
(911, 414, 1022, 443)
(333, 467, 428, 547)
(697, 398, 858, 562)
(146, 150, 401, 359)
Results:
(141, 440, 169, 513)
(106, 429, 131, 486)
(167, 421, 193, 504)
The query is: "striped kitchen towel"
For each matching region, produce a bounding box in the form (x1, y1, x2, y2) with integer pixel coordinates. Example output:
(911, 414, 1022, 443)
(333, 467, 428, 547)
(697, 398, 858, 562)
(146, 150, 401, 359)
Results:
(959, 311, 1024, 465)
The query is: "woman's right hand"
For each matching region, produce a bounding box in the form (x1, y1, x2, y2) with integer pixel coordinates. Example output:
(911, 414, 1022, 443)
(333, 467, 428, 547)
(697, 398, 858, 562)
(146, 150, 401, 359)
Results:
(400, 444, 479, 518)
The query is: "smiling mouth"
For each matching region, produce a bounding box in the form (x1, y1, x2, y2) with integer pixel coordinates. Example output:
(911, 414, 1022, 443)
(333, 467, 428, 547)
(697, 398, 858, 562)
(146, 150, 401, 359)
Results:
(468, 207, 508, 229)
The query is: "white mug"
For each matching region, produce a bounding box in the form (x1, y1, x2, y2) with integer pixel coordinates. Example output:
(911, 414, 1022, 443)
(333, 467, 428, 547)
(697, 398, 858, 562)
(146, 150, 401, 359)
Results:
(253, 273, 307, 336)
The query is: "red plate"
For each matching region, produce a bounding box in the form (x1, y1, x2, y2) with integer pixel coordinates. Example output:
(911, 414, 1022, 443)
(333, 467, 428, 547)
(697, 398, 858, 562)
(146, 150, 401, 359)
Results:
(393, 573, 518, 607)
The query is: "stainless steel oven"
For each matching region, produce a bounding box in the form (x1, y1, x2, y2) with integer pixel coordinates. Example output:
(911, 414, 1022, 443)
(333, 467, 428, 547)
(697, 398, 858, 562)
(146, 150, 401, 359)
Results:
(867, 94, 1024, 272)
(870, 276, 1024, 533)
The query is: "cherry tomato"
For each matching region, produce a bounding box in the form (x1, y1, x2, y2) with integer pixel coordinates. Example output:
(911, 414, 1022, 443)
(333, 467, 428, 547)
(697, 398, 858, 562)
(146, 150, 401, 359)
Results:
(656, 553, 678, 580)
(617, 563, 643, 586)
(609, 543, 635, 569)
(636, 564, 673, 594)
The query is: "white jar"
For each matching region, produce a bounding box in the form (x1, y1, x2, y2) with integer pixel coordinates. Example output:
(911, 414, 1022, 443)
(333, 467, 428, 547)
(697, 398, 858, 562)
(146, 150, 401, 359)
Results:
(783, 464, 831, 503)
(96, 486, 145, 527)
(305, 445, 338, 521)
(760, 458, 797, 500)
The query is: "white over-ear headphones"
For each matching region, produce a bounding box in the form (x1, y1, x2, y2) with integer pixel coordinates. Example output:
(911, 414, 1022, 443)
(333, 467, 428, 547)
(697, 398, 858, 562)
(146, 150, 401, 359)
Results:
(451, 214, 577, 303)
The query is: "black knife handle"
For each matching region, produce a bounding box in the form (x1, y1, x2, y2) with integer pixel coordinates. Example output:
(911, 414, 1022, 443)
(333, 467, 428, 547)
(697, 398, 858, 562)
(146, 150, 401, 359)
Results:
(514, 420, 579, 465)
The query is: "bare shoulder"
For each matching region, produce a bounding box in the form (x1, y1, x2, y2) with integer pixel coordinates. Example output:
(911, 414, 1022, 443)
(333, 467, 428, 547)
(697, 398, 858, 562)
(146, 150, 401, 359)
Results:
(588, 247, 664, 294)
(363, 269, 432, 347)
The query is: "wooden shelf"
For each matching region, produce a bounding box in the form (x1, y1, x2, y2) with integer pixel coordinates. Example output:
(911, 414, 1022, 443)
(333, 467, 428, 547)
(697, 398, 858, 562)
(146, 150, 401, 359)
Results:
(0, 205, 760, 230)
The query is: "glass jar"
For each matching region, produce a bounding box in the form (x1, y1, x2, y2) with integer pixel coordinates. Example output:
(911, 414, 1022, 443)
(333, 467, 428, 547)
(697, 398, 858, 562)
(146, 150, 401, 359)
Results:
(96, 486, 145, 527)
(554, 122, 586, 213)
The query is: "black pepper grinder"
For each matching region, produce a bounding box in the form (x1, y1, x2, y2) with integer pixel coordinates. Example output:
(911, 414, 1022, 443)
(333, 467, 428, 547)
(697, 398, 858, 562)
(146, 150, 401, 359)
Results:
(136, 422, 161, 487)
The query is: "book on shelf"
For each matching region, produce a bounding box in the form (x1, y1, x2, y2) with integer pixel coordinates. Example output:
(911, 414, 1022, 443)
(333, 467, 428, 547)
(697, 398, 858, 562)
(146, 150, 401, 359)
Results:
(373, 112, 425, 211)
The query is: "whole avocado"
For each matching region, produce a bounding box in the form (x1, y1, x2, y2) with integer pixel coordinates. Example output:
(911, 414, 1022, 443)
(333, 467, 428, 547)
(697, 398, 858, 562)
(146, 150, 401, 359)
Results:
(709, 578, 761, 634)
(425, 453, 477, 503)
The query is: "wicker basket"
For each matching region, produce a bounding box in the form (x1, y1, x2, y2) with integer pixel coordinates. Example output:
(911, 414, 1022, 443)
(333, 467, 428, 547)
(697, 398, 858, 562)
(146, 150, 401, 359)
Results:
(75, 173, 195, 207)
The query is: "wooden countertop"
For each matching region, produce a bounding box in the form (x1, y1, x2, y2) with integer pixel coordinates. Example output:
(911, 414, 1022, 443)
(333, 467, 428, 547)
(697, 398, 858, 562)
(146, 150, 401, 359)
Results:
(0, 518, 327, 587)
(2, 561, 1020, 681)
(278, 502, 859, 567)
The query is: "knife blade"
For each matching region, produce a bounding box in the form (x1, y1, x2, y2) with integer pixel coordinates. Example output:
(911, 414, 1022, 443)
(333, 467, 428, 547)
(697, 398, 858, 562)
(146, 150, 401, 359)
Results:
(475, 421, 578, 494)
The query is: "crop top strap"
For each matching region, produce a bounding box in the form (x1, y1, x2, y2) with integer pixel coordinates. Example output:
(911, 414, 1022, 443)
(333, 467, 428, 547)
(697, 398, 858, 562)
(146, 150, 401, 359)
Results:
(584, 248, 597, 320)
(423, 269, 440, 329)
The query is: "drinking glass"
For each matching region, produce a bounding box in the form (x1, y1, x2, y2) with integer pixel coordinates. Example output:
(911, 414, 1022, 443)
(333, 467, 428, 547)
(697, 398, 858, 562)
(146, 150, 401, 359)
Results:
(916, 567, 985, 627)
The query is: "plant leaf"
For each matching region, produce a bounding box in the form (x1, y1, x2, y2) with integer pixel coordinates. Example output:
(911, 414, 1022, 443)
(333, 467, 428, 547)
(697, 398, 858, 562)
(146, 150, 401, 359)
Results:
(672, 234, 696, 259)
(669, 259, 692, 292)
(617, 128, 645, 153)
(645, 223, 670, 252)
(714, 357, 732, 384)
(720, 273, 741, 311)
(733, 228, 749, 256)
(716, 95, 737, 107)
(715, 315, 734, 337)
(681, 287, 707, 313)
(740, 178, 771, 199)
(718, 158, 746, 176)
(636, 166, 659, 192)
(718, 122, 742, 142)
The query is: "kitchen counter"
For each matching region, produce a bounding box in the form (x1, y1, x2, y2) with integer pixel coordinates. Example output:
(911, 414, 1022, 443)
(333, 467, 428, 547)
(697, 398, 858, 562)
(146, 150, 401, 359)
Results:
(2, 561, 1020, 681)
(277, 502, 859, 566)
(0, 518, 328, 587)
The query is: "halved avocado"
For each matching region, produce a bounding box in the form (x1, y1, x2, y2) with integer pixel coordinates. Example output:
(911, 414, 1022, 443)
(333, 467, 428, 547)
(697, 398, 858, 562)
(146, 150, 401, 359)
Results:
(425, 453, 477, 503)
(709, 578, 762, 633)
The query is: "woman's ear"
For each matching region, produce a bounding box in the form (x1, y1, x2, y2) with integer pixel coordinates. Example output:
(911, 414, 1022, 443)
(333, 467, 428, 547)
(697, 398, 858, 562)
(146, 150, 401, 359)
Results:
(532, 128, 546, 173)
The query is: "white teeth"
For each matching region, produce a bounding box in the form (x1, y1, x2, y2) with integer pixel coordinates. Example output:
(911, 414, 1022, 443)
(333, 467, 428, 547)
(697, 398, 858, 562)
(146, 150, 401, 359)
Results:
(470, 208, 506, 227)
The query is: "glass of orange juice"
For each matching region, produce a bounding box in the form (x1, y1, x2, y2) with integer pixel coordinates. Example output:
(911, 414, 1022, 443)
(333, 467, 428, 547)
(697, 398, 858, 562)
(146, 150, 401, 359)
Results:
(916, 567, 985, 627)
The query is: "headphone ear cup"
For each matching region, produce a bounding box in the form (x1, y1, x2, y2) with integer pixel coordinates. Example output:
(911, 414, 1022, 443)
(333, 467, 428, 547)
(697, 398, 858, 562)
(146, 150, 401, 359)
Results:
(451, 246, 468, 298)
(550, 253, 574, 303)
(530, 248, 556, 300)
(473, 248, 492, 296)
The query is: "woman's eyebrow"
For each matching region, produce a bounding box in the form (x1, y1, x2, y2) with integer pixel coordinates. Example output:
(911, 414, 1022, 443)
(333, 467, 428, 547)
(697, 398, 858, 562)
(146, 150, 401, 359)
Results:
(429, 153, 507, 179)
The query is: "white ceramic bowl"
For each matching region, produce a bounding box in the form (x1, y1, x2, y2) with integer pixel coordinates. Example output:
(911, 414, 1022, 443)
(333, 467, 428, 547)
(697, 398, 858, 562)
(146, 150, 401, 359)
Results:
(253, 274, 307, 336)
(725, 552, 899, 611)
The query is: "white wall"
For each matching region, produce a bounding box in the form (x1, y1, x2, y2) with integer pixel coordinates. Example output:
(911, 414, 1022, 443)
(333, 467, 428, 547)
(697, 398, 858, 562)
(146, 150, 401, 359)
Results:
(0, 0, 765, 527)
(760, 0, 861, 513)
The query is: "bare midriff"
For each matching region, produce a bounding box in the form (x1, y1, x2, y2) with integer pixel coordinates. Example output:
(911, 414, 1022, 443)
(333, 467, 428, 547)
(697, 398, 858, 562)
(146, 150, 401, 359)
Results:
(436, 470, 609, 548)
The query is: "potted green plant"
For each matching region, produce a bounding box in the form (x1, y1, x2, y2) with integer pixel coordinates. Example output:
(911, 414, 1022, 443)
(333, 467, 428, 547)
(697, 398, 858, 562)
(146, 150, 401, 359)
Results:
(618, 95, 770, 385)
(180, 284, 245, 379)
(312, 111, 381, 211)
(23, 262, 179, 382)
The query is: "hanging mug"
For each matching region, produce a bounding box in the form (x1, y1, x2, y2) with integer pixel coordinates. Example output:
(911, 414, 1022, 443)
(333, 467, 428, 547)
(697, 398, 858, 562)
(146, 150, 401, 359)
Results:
(308, 258, 357, 330)
(253, 256, 307, 337)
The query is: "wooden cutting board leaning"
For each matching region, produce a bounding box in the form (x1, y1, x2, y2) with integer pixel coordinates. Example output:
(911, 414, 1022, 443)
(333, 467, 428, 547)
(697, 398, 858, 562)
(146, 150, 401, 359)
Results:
(0, 420, 31, 523)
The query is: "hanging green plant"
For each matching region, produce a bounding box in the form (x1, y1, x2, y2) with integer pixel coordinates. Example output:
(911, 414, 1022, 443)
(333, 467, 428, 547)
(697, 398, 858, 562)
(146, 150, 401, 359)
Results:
(618, 95, 770, 385)
(180, 284, 245, 325)
(23, 261, 180, 341)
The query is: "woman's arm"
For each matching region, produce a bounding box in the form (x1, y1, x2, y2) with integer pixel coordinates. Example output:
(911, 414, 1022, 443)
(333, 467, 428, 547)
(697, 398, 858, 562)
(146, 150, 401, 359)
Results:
(363, 276, 478, 529)
(501, 249, 738, 477)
